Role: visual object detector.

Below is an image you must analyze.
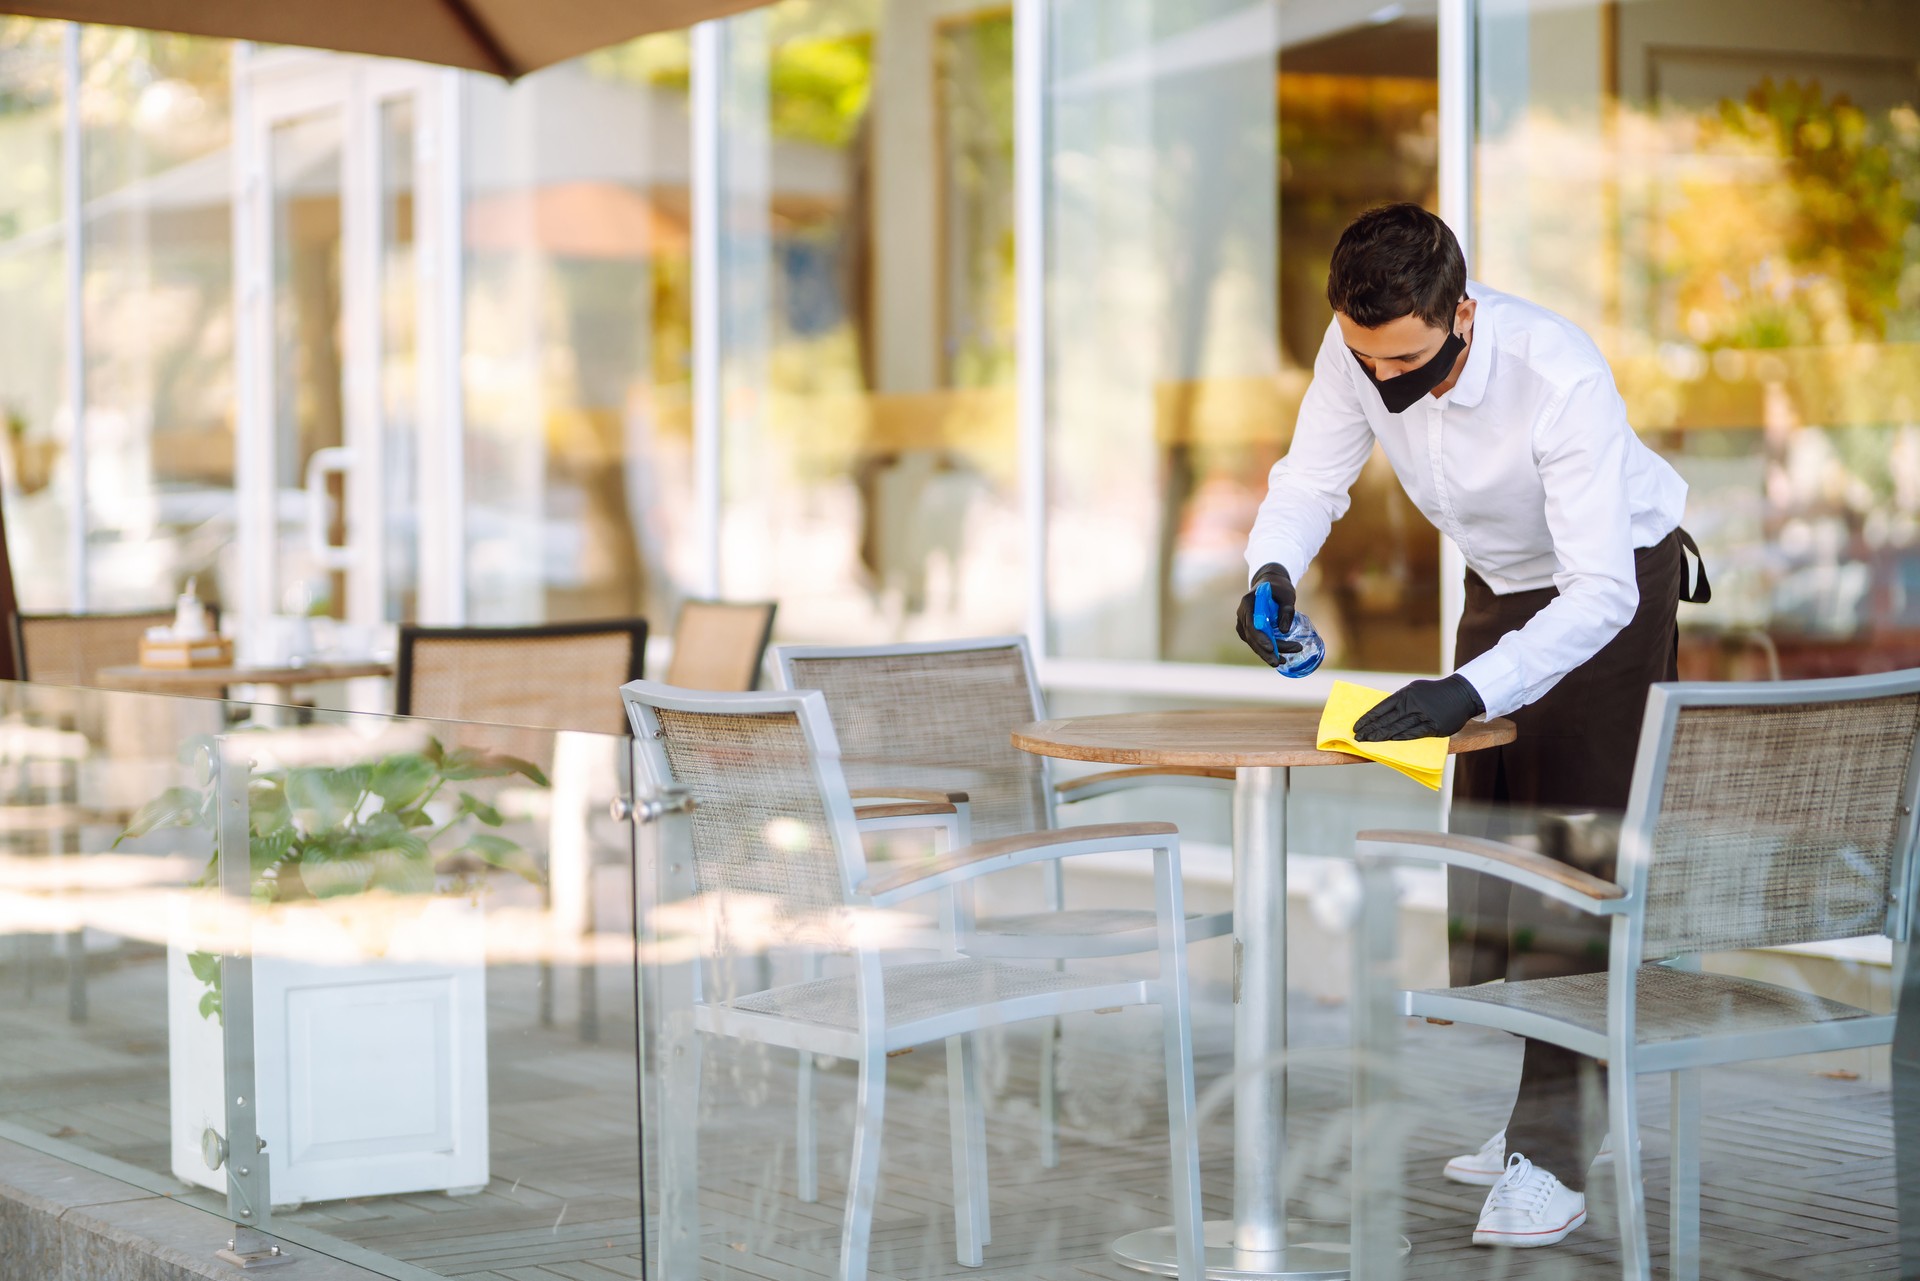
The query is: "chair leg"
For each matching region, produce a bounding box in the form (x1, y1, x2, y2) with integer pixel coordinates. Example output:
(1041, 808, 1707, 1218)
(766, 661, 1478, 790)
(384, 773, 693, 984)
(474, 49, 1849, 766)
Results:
(797, 1049, 819, 1203)
(947, 1034, 991, 1266)
(797, 950, 822, 1203)
(1670, 1068, 1702, 1281)
(1610, 1062, 1651, 1281)
(1161, 987, 1204, 1281)
(660, 1020, 703, 1279)
(838, 1046, 889, 1281)
(1038, 1016, 1060, 1169)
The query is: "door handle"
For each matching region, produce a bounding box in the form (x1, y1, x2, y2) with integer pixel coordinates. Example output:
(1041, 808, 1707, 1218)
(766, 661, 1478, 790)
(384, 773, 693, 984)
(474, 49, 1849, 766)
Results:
(304, 446, 356, 572)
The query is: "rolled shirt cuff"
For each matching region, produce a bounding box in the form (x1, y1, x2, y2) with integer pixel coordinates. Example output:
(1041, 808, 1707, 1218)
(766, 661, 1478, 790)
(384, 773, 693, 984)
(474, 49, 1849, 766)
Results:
(1453, 649, 1522, 723)
(1244, 542, 1305, 588)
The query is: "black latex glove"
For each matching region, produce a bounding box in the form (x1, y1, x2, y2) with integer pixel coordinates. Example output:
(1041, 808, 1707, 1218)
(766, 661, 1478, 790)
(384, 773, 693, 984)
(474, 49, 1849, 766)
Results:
(1234, 562, 1300, 668)
(1353, 674, 1485, 742)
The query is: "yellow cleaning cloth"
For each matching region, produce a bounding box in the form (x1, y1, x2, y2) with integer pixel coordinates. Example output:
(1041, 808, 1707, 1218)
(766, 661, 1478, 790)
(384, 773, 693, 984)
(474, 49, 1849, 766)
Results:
(1315, 680, 1449, 791)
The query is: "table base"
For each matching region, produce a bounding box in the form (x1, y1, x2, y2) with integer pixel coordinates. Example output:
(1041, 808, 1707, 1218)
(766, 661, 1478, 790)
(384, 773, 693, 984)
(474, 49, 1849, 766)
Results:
(1112, 1219, 1405, 1280)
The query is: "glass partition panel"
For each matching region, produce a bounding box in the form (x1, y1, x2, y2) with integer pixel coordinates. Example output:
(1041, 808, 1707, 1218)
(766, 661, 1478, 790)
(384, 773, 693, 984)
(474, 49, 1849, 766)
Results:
(1477, 0, 1920, 679)
(1043, 0, 1442, 671)
(0, 680, 638, 1276)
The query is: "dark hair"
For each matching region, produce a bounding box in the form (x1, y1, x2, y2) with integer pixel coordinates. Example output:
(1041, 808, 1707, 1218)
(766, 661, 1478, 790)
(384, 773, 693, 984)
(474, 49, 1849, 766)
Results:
(1325, 203, 1466, 330)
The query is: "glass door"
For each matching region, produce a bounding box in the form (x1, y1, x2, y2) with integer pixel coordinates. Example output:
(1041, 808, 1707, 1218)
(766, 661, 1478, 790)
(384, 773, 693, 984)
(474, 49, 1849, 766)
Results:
(234, 52, 454, 660)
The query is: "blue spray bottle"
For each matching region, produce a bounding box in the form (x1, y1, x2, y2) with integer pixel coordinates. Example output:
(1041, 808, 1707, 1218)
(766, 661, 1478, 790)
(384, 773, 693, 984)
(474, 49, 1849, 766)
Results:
(1253, 581, 1326, 678)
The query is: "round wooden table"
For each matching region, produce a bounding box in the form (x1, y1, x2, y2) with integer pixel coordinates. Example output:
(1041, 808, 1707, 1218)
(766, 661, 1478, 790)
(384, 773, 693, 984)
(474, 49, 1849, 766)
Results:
(1013, 707, 1514, 1280)
(97, 659, 393, 702)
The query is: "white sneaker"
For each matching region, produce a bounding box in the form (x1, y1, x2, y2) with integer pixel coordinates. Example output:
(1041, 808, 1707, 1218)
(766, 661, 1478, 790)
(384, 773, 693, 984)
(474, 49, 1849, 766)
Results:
(1472, 1152, 1587, 1248)
(1443, 1130, 1509, 1185)
(1443, 1130, 1615, 1186)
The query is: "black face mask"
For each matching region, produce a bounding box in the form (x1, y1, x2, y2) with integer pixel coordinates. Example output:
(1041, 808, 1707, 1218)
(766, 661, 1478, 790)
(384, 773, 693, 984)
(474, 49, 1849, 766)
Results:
(1353, 323, 1467, 414)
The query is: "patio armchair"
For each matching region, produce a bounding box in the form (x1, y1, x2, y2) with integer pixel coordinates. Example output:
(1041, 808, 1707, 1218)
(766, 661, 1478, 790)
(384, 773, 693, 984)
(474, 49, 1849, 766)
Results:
(662, 598, 777, 690)
(15, 609, 177, 686)
(773, 636, 1233, 1169)
(397, 618, 648, 1038)
(1353, 671, 1920, 1281)
(623, 679, 1204, 1281)
(395, 617, 647, 734)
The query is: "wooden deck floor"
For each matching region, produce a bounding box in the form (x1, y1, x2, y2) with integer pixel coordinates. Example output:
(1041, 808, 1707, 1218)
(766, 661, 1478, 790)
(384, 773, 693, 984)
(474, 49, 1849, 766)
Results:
(0, 942, 1898, 1280)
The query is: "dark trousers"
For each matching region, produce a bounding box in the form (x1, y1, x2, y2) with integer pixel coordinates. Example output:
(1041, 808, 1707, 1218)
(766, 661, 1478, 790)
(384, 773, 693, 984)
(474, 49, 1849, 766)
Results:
(1449, 530, 1684, 1190)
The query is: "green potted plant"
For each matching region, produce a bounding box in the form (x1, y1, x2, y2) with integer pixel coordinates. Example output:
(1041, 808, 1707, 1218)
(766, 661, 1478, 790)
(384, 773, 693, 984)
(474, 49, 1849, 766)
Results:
(129, 732, 551, 1205)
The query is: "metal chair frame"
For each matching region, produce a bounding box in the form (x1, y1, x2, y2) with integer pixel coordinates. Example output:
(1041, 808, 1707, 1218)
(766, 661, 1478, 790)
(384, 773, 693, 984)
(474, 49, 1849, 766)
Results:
(624, 679, 1204, 1281)
(1355, 670, 1920, 1281)
(771, 635, 1233, 1169)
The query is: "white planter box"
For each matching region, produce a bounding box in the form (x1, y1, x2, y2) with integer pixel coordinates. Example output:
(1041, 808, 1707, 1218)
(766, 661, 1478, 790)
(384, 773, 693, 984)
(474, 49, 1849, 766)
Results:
(168, 893, 489, 1205)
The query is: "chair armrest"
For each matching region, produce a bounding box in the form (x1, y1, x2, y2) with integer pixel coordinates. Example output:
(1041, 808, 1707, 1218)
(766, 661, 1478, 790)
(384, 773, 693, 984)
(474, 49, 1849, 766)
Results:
(854, 800, 958, 822)
(860, 821, 1178, 906)
(1354, 829, 1628, 915)
(850, 787, 970, 806)
(1054, 766, 1233, 804)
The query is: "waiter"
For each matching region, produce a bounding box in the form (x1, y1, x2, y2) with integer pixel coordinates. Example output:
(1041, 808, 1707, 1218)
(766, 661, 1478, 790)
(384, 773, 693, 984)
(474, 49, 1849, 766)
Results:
(1235, 203, 1705, 1250)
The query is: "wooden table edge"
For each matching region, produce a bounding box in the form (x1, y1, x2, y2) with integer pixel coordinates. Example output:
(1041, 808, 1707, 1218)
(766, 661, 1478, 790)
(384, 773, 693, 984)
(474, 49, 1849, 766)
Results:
(1011, 713, 1515, 770)
(96, 661, 394, 690)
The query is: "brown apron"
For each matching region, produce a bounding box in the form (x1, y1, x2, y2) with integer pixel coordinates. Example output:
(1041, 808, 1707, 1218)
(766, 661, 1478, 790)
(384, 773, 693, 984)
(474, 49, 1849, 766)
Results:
(1447, 527, 1705, 1187)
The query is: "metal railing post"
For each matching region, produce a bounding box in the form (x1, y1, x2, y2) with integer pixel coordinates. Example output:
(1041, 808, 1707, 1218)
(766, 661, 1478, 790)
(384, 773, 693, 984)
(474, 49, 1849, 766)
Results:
(213, 737, 291, 1269)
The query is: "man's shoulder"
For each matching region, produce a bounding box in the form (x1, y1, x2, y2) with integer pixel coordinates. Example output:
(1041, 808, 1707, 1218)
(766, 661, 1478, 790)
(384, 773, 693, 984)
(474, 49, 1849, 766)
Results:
(1475, 283, 1612, 390)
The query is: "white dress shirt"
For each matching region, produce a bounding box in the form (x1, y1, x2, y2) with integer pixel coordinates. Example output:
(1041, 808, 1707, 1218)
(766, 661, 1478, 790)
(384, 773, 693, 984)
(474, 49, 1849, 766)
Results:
(1245, 281, 1689, 721)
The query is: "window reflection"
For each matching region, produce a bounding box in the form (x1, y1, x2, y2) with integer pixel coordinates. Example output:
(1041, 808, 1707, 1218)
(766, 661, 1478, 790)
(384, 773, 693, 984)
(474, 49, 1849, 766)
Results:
(1478, 0, 1920, 679)
(717, 0, 1022, 642)
(463, 34, 695, 624)
(79, 30, 234, 613)
(1045, 1, 1441, 670)
(0, 20, 73, 610)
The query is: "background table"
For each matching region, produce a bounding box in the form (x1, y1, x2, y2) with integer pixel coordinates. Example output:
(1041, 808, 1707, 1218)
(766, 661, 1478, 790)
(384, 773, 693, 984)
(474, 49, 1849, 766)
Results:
(97, 659, 393, 702)
(1013, 707, 1513, 1280)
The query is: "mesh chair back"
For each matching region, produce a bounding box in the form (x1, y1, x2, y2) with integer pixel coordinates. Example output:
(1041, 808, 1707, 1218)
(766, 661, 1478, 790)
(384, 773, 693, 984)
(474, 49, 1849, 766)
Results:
(625, 682, 855, 915)
(1637, 685, 1920, 958)
(396, 620, 646, 736)
(778, 640, 1048, 841)
(663, 600, 777, 691)
(17, 611, 174, 686)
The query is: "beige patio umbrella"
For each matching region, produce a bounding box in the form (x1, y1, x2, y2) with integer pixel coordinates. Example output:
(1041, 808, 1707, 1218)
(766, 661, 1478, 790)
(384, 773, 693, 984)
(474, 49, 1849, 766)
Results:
(0, 0, 767, 78)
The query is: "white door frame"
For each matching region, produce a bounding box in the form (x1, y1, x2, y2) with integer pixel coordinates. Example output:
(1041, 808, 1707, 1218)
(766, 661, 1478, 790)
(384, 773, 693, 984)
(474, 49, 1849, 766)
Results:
(233, 47, 465, 643)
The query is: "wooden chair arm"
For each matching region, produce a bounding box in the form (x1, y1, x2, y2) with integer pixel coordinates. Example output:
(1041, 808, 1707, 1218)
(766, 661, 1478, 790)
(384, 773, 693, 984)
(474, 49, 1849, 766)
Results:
(1354, 829, 1628, 915)
(854, 800, 959, 822)
(1054, 767, 1233, 803)
(849, 787, 970, 805)
(860, 821, 1178, 905)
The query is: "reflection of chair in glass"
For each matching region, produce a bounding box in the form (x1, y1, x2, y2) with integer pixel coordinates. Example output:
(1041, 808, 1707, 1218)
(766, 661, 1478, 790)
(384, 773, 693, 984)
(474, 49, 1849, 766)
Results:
(395, 618, 648, 734)
(397, 619, 648, 1035)
(662, 599, 776, 691)
(773, 636, 1232, 1166)
(1356, 672, 1920, 1281)
(15, 610, 175, 686)
(624, 679, 1204, 1281)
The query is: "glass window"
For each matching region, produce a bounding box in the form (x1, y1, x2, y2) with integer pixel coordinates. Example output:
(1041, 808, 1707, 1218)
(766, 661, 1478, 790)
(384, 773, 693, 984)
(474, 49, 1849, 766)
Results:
(1043, 0, 1440, 671)
(0, 19, 73, 610)
(714, 0, 1022, 642)
(462, 33, 696, 625)
(1477, 0, 1920, 678)
(79, 28, 235, 613)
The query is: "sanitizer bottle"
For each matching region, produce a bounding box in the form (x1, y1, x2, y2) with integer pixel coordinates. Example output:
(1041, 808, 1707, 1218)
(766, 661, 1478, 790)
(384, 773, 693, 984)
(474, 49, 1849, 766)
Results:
(1253, 581, 1325, 678)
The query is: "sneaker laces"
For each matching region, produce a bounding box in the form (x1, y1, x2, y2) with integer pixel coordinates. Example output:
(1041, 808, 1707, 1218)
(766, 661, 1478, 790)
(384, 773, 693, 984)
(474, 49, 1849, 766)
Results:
(1474, 1130, 1506, 1160)
(1485, 1153, 1557, 1222)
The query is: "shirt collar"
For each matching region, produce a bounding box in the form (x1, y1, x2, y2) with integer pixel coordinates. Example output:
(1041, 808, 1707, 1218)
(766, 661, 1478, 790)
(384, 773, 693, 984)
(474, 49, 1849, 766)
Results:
(1440, 280, 1491, 409)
